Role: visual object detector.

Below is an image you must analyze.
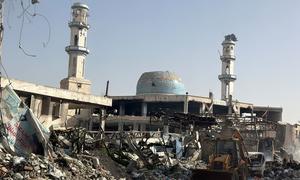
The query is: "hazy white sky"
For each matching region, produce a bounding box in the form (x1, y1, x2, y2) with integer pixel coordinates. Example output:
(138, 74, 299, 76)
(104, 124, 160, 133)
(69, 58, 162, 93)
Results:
(3, 0, 300, 123)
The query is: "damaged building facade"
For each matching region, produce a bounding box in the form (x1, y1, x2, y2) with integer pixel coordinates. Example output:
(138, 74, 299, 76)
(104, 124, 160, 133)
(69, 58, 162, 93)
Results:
(2, 2, 300, 179)
(0, 2, 287, 151)
(106, 34, 283, 152)
(0, 3, 112, 130)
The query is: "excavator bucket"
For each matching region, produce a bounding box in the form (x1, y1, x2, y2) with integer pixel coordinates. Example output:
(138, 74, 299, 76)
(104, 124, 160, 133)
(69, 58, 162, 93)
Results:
(191, 169, 238, 180)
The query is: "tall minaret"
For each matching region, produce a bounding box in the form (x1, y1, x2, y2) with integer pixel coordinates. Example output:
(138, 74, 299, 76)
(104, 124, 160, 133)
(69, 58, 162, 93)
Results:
(218, 34, 237, 100)
(60, 2, 91, 94)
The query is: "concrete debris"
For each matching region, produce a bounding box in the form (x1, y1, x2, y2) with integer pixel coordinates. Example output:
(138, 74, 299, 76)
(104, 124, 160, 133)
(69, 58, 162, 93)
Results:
(0, 126, 122, 179)
(0, 148, 120, 179)
(264, 161, 300, 180)
(1, 87, 299, 179)
(2, 123, 300, 179)
(101, 130, 204, 179)
(0, 84, 201, 179)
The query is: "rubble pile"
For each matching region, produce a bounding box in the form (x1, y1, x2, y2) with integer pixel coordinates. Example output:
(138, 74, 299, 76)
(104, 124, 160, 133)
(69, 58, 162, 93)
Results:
(0, 87, 212, 179)
(128, 164, 192, 180)
(103, 132, 195, 179)
(0, 147, 117, 179)
(264, 161, 300, 180)
(4, 85, 300, 179)
(0, 126, 194, 179)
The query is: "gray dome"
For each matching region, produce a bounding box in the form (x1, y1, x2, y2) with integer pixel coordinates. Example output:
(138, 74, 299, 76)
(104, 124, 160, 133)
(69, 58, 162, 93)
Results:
(136, 71, 186, 95)
(72, 2, 89, 10)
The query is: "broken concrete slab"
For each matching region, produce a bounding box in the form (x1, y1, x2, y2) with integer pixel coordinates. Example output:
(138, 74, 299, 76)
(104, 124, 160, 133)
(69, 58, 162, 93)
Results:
(0, 85, 51, 157)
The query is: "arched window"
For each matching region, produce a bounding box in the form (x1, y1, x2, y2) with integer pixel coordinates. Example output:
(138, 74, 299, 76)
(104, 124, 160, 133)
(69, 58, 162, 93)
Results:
(226, 46, 230, 52)
(226, 66, 230, 74)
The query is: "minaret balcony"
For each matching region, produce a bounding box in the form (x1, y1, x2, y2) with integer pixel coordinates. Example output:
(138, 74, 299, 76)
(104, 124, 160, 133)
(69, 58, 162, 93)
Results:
(69, 21, 90, 29)
(220, 55, 236, 61)
(65, 45, 89, 54)
(218, 74, 237, 81)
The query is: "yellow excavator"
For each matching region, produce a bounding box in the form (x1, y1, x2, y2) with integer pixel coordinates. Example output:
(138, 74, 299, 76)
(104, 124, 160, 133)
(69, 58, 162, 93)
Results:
(192, 127, 249, 180)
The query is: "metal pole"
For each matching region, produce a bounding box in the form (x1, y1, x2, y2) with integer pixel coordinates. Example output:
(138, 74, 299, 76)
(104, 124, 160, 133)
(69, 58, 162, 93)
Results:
(105, 80, 109, 97)
(0, 0, 4, 63)
(0, 0, 4, 98)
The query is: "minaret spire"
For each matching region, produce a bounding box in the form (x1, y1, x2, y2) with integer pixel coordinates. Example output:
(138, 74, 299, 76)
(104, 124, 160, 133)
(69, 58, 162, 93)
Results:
(60, 2, 91, 94)
(218, 34, 237, 100)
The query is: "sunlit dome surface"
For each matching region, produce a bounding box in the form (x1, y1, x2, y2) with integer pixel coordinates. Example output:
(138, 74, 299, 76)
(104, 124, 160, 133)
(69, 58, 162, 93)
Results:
(136, 71, 186, 95)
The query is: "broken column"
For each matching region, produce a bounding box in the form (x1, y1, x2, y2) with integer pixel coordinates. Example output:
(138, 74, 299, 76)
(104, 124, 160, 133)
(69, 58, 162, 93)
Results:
(119, 102, 125, 115)
(183, 92, 189, 114)
(100, 109, 106, 132)
(141, 102, 147, 116)
(163, 116, 169, 136)
(60, 102, 69, 127)
(30, 95, 43, 118)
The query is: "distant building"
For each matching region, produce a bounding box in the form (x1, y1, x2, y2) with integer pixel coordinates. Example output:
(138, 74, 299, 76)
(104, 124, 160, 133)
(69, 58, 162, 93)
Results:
(276, 122, 300, 151)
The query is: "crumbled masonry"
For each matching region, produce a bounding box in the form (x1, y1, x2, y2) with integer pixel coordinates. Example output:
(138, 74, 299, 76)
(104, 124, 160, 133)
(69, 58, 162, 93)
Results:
(0, 86, 298, 180)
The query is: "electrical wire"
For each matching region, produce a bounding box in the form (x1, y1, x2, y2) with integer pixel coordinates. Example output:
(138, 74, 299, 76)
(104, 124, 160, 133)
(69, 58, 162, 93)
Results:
(23, 0, 51, 48)
(18, 0, 36, 57)
(0, 0, 53, 91)
(24, 10, 51, 48)
(0, 57, 12, 86)
(17, 0, 52, 57)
